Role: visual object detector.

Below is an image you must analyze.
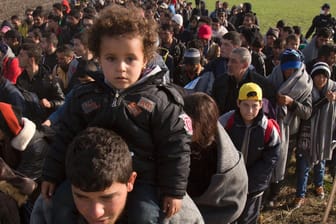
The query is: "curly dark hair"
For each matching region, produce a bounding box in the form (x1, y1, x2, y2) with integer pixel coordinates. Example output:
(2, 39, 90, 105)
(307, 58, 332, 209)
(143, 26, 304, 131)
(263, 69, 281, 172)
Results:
(183, 93, 219, 147)
(66, 127, 133, 192)
(88, 4, 158, 62)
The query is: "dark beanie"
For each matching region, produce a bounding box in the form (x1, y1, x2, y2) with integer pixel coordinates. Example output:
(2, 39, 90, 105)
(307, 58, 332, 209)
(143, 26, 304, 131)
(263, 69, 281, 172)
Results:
(183, 48, 201, 64)
(0, 102, 23, 138)
(311, 62, 331, 78)
(280, 49, 302, 71)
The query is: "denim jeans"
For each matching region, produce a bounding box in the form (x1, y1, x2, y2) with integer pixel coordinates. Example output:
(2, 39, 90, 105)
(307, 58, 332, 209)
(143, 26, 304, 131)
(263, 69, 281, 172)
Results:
(30, 195, 53, 224)
(296, 153, 326, 198)
(126, 181, 165, 224)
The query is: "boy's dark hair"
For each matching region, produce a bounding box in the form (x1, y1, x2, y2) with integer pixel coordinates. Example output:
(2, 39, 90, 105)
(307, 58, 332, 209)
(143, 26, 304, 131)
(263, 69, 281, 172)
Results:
(273, 38, 286, 49)
(32, 9, 43, 18)
(251, 36, 264, 49)
(66, 127, 133, 191)
(244, 12, 255, 23)
(283, 26, 294, 34)
(42, 31, 58, 47)
(56, 45, 74, 57)
(52, 3, 63, 12)
(88, 5, 158, 61)
(222, 31, 242, 46)
(198, 16, 211, 25)
(318, 44, 336, 58)
(293, 26, 301, 35)
(4, 30, 20, 40)
(47, 13, 61, 23)
(73, 31, 89, 47)
(10, 15, 20, 21)
(21, 43, 42, 64)
(317, 27, 333, 38)
(160, 23, 174, 33)
(69, 8, 82, 20)
(29, 28, 42, 41)
(286, 34, 299, 44)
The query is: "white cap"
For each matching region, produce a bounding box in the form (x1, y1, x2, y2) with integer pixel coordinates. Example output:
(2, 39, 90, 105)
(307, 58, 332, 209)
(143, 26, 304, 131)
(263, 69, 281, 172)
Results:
(172, 14, 183, 26)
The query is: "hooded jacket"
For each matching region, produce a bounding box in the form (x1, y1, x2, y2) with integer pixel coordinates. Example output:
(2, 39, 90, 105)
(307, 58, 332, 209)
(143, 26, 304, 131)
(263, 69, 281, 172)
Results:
(42, 66, 191, 198)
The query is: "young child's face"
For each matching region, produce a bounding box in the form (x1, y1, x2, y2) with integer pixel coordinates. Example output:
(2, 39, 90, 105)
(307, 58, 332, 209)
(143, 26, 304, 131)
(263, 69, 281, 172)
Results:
(99, 36, 147, 90)
(72, 173, 136, 224)
(237, 100, 262, 125)
(286, 39, 299, 50)
(313, 74, 328, 90)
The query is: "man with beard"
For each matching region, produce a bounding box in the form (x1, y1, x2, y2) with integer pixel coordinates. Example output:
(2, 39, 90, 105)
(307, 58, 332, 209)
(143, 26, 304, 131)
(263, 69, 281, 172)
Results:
(212, 47, 276, 115)
(52, 45, 79, 93)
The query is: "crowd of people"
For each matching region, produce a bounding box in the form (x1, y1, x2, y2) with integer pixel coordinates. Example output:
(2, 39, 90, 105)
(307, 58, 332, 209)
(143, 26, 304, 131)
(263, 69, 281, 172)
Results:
(0, 0, 336, 223)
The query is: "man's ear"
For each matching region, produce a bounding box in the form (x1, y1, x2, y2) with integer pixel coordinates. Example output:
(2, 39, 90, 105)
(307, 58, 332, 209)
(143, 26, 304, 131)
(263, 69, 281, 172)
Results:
(126, 172, 137, 192)
(236, 99, 240, 108)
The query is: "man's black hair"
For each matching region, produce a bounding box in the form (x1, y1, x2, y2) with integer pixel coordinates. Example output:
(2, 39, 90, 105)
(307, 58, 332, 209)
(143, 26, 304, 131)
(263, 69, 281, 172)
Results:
(66, 127, 133, 191)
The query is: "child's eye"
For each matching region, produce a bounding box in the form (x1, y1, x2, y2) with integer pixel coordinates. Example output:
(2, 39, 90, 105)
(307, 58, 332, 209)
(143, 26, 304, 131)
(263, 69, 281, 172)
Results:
(126, 57, 135, 62)
(106, 56, 115, 61)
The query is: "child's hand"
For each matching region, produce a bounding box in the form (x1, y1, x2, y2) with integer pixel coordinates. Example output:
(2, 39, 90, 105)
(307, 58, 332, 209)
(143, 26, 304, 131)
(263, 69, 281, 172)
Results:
(326, 91, 336, 101)
(162, 196, 182, 218)
(41, 181, 55, 200)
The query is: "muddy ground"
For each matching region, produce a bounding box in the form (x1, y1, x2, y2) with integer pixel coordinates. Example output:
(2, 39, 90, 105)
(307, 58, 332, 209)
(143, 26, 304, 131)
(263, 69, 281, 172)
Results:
(260, 157, 336, 224)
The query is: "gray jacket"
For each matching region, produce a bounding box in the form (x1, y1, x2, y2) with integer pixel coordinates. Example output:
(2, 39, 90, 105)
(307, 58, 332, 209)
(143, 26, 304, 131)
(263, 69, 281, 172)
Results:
(193, 123, 248, 224)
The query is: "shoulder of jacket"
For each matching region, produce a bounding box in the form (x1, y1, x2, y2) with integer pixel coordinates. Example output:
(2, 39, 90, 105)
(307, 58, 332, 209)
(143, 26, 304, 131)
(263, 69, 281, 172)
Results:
(155, 83, 184, 106)
(72, 81, 105, 98)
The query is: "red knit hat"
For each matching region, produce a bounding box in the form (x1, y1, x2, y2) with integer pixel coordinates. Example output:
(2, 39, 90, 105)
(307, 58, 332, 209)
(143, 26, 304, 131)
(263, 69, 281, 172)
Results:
(0, 102, 23, 137)
(198, 24, 212, 40)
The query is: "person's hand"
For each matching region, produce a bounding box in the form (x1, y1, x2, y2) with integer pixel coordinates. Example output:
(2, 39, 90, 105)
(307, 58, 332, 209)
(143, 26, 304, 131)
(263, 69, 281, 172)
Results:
(40, 98, 52, 108)
(162, 196, 182, 218)
(277, 94, 294, 106)
(42, 119, 51, 127)
(41, 181, 55, 200)
(326, 91, 336, 101)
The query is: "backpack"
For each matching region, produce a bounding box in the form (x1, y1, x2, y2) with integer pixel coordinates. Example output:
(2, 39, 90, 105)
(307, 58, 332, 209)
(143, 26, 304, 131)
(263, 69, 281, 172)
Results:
(225, 113, 280, 144)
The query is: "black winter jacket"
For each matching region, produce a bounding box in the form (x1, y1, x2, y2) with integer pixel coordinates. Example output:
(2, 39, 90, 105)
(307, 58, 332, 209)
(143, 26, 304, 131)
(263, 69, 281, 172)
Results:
(42, 67, 191, 198)
(212, 69, 276, 115)
(16, 65, 65, 111)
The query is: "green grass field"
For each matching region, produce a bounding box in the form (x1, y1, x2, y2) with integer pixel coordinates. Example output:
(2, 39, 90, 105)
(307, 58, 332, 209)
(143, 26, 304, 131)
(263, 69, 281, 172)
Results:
(204, 0, 333, 36)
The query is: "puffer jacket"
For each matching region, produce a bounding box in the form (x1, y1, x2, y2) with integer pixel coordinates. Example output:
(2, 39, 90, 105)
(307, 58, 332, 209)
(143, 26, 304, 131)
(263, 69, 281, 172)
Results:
(42, 66, 191, 198)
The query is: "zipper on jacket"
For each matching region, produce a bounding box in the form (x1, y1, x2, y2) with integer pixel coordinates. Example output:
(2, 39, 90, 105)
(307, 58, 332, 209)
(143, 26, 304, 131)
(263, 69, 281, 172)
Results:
(111, 90, 120, 107)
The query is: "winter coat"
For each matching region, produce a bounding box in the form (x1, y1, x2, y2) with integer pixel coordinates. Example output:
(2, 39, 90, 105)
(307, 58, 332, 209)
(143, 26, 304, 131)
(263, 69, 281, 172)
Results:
(16, 64, 65, 112)
(42, 66, 191, 198)
(220, 110, 280, 194)
(212, 69, 276, 115)
(193, 123, 248, 224)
